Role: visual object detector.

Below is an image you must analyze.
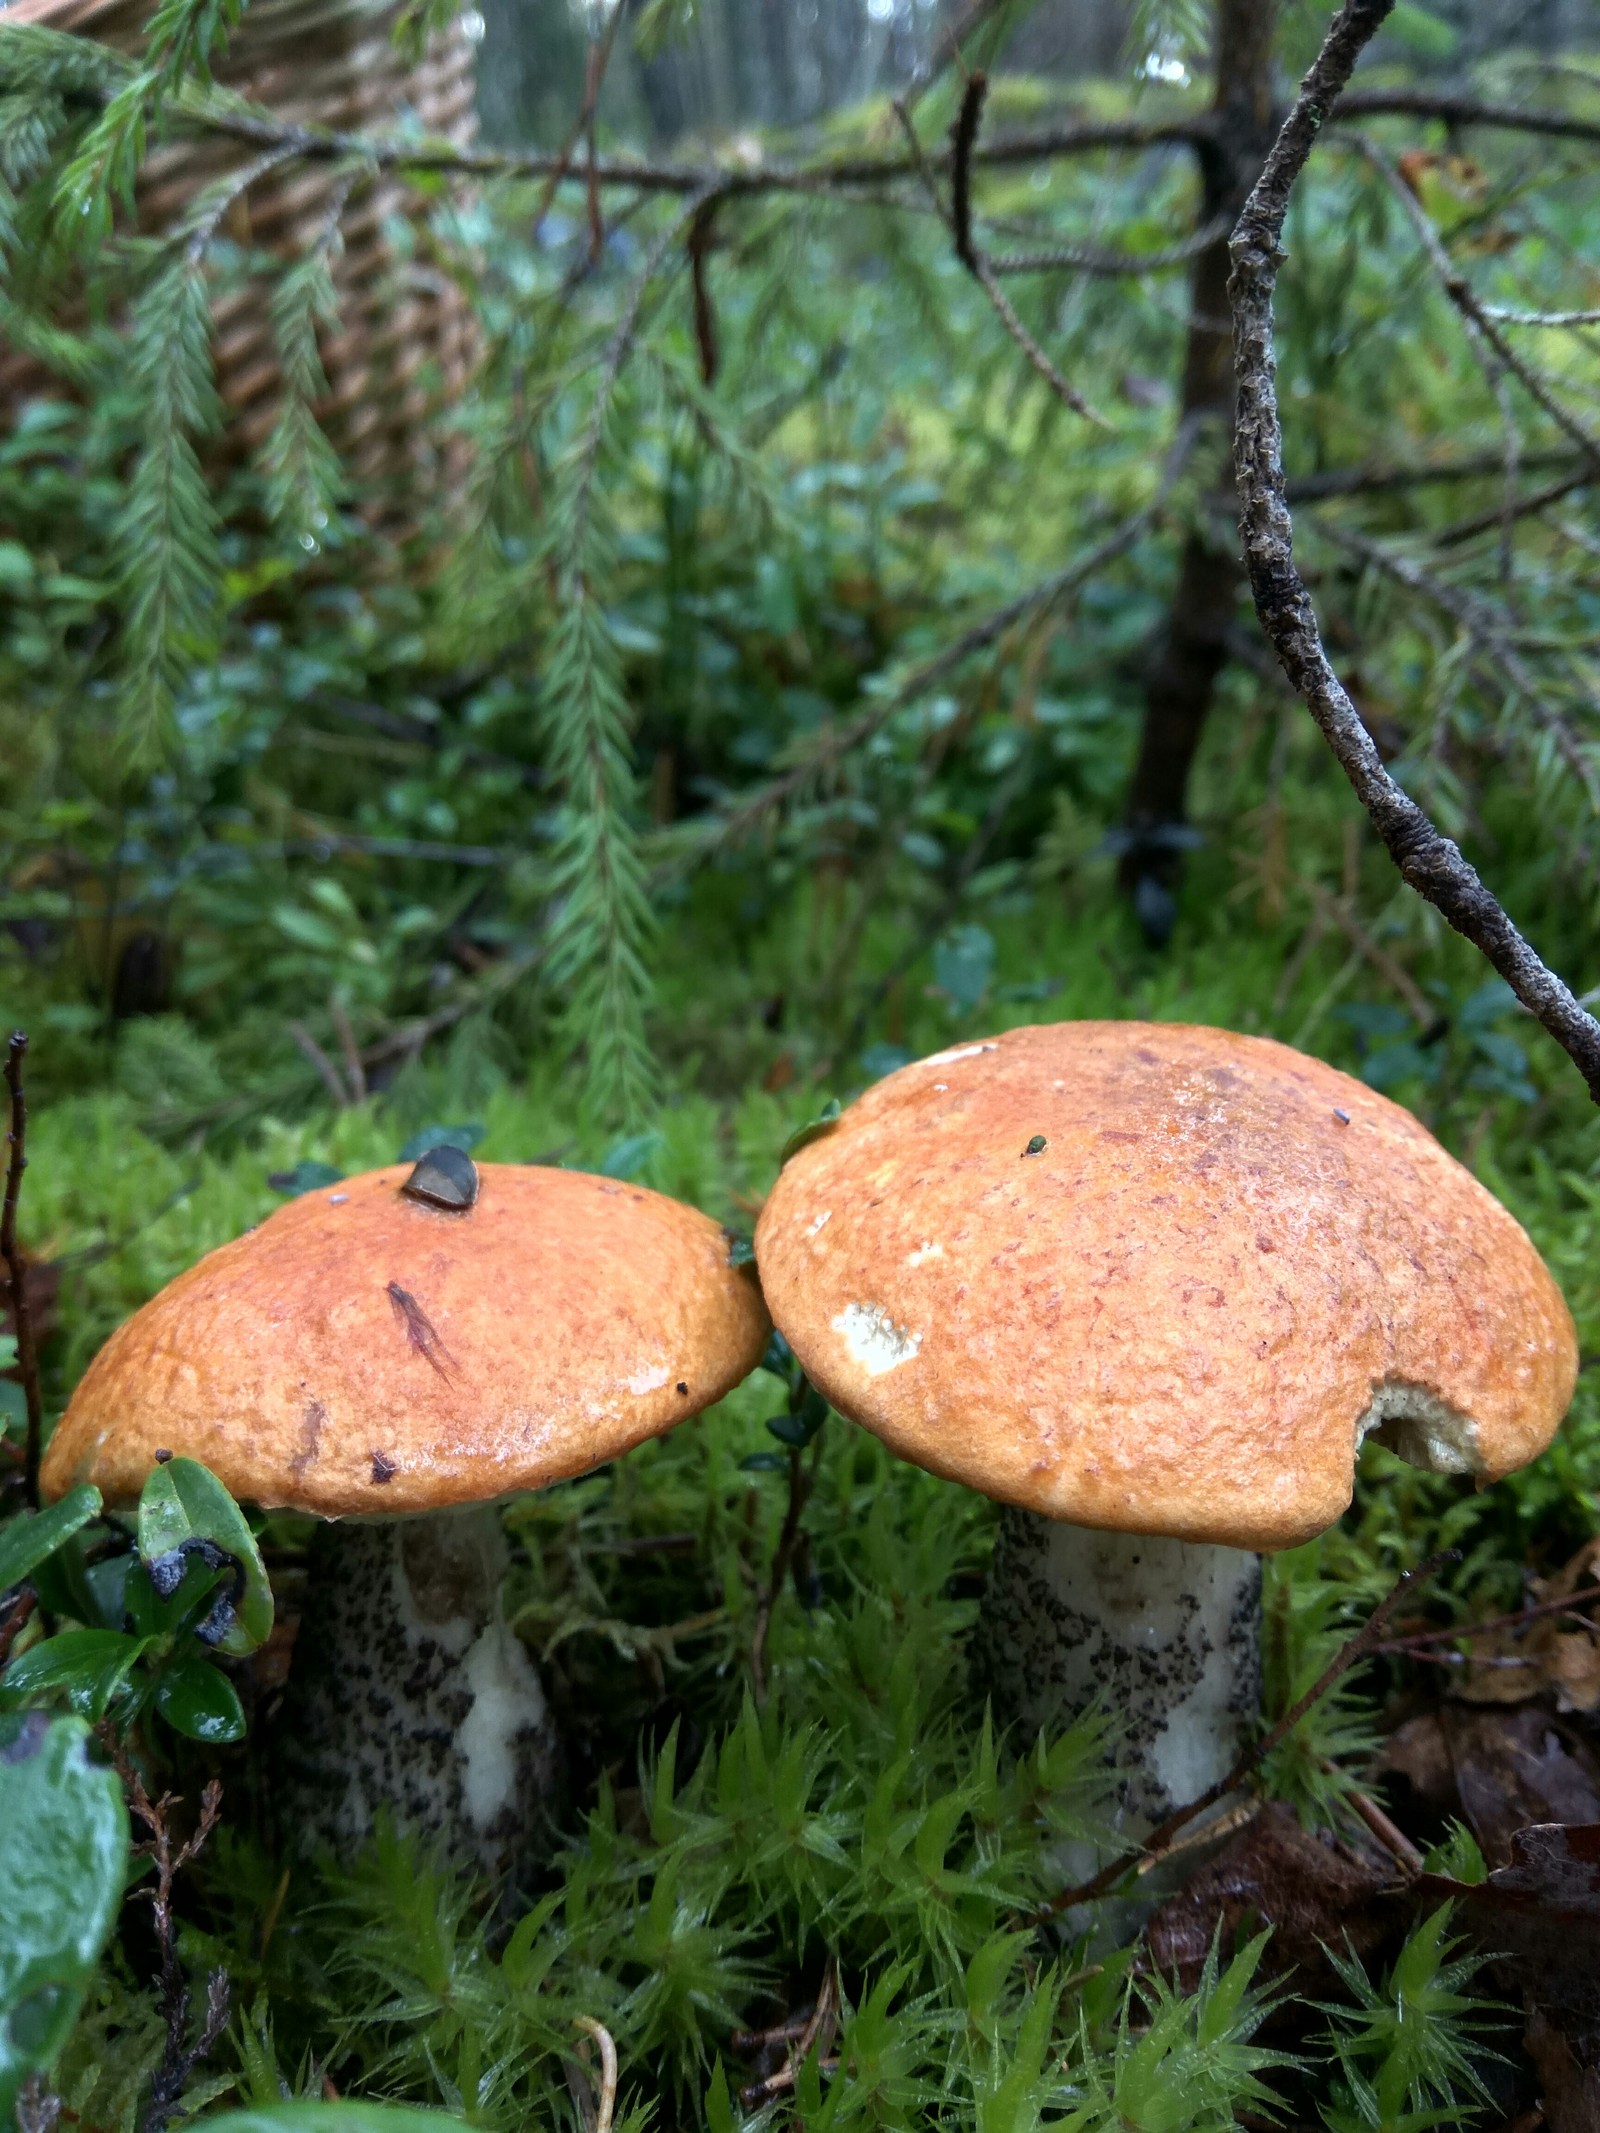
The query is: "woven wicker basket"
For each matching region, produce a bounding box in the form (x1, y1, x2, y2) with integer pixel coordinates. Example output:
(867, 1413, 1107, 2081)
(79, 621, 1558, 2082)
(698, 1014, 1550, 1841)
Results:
(0, 0, 479, 525)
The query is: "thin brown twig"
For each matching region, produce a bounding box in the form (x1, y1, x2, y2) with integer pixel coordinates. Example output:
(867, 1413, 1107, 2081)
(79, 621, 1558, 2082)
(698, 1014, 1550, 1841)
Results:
(0, 1586, 37, 1663)
(749, 1427, 825, 1709)
(1352, 134, 1600, 471)
(739, 1960, 840, 2105)
(1228, 0, 1600, 1107)
(1297, 878, 1437, 1029)
(891, 85, 1109, 426)
(327, 997, 366, 1104)
(950, 69, 987, 271)
(572, 2018, 618, 2133)
(288, 1020, 350, 1108)
(113, 1761, 230, 2133)
(527, 0, 625, 247)
(1034, 1550, 1455, 1920)
(1374, 1578, 1600, 1653)
(687, 198, 720, 386)
(3, 1033, 43, 1510)
(990, 211, 1231, 277)
(900, 0, 1011, 114)
(1320, 523, 1600, 816)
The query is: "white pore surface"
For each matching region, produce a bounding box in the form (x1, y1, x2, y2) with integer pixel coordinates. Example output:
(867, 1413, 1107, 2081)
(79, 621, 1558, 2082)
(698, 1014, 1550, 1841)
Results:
(459, 1614, 550, 1831)
(1356, 1379, 1485, 1476)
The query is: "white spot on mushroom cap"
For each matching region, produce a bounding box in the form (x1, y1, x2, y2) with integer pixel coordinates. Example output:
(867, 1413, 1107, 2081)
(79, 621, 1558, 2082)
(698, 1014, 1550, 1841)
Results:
(627, 1364, 670, 1397)
(907, 1242, 944, 1267)
(806, 1210, 832, 1237)
(833, 1302, 922, 1376)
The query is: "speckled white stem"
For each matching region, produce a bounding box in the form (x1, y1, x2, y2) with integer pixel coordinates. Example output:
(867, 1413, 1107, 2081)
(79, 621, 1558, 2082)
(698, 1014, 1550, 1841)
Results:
(978, 1508, 1261, 1833)
(275, 1506, 562, 1886)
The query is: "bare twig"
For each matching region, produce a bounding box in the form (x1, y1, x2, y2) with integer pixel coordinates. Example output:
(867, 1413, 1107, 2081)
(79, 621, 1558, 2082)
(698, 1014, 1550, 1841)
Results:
(1320, 523, 1600, 817)
(1374, 1579, 1600, 1653)
(1352, 135, 1600, 471)
(1334, 85, 1600, 146)
(328, 997, 366, 1104)
(115, 1764, 231, 2133)
(1228, 0, 1600, 1106)
(0, 1586, 37, 1663)
(688, 198, 720, 386)
(527, 0, 625, 246)
(750, 1432, 820, 1709)
(1288, 447, 1581, 502)
(891, 84, 1108, 426)
(1483, 306, 1600, 329)
(1035, 1551, 1455, 1919)
(738, 1960, 840, 2106)
(1297, 876, 1437, 1028)
(572, 2019, 618, 2133)
(1336, 1768, 1426, 1875)
(990, 212, 1231, 277)
(950, 69, 987, 272)
(288, 1021, 350, 1109)
(1432, 464, 1594, 549)
(3, 1033, 43, 1510)
(901, 0, 1011, 113)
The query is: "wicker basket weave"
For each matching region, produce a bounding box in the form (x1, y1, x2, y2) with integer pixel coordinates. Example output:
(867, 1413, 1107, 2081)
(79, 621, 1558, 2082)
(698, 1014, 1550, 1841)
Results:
(0, 0, 479, 523)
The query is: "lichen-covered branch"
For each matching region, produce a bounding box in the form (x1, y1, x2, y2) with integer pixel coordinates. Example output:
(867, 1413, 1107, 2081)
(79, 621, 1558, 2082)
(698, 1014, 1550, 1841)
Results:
(1228, 0, 1600, 1107)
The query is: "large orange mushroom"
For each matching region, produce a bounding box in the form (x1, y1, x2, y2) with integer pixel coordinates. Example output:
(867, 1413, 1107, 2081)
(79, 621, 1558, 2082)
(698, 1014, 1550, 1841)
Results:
(756, 1021, 1576, 1832)
(44, 1151, 768, 1880)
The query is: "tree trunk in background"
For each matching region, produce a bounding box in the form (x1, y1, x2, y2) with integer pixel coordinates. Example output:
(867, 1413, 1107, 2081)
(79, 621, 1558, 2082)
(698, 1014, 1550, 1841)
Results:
(1117, 0, 1278, 944)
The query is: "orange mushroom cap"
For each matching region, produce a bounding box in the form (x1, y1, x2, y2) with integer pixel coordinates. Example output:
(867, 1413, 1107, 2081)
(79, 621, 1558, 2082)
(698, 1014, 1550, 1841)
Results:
(755, 1022, 1576, 1552)
(43, 1163, 770, 1516)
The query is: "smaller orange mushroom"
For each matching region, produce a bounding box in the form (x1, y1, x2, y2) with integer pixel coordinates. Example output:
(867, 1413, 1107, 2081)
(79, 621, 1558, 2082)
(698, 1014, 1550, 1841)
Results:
(44, 1155, 769, 1881)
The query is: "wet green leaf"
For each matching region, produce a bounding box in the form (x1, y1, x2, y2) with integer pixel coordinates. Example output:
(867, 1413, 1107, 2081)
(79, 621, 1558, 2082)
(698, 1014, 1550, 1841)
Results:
(0, 1629, 149, 1722)
(266, 1159, 345, 1197)
(0, 1711, 129, 2120)
(138, 1458, 273, 1657)
(780, 1098, 841, 1166)
(154, 1653, 246, 1743)
(0, 1486, 103, 1599)
(202, 2108, 455, 2133)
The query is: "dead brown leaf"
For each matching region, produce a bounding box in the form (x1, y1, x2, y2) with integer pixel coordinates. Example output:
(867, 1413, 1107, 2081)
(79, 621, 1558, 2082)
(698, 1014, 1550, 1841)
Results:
(1144, 1802, 1393, 1996)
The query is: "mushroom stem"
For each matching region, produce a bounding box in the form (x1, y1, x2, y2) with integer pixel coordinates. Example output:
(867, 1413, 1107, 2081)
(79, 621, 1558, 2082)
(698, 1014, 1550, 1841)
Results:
(274, 1504, 562, 1884)
(977, 1507, 1261, 1833)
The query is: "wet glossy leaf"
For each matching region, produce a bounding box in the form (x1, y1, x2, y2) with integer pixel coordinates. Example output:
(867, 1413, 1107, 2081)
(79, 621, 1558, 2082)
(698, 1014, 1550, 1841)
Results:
(396, 1121, 485, 1162)
(932, 924, 995, 1013)
(266, 1160, 345, 1196)
(780, 1098, 841, 1166)
(201, 2106, 456, 2133)
(154, 1652, 246, 1743)
(0, 1711, 129, 2120)
(0, 1485, 102, 1599)
(599, 1130, 663, 1179)
(138, 1458, 273, 1657)
(739, 1450, 790, 1473)
(0, 1628, 149, 1721)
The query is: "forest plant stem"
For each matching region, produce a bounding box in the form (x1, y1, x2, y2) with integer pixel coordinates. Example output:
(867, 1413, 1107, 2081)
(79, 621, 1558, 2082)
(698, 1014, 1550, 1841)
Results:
(1229, 0, 1600, 1105)
(2, 1032, 43, 1510)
